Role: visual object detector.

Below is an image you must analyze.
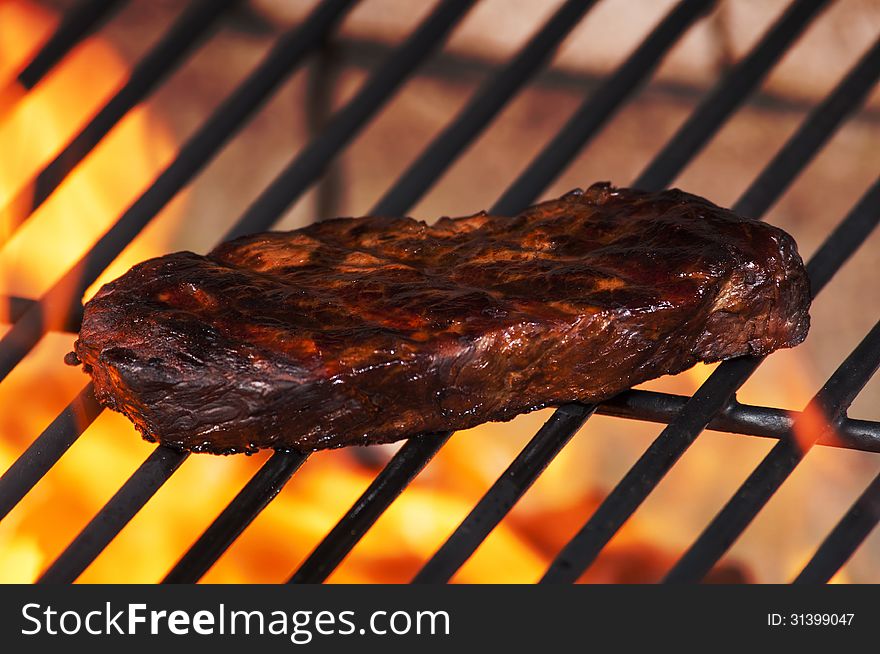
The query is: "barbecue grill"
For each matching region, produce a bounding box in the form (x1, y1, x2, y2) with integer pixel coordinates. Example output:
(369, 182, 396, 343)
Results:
(0, 0, 878, 584)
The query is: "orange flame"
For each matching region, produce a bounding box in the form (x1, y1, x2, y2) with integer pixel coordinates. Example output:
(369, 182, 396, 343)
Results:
(791, 401, 843, 454)
(0, 0, 859, 584)
(0, 0, 182, 308)
(0, 0, 722, 585)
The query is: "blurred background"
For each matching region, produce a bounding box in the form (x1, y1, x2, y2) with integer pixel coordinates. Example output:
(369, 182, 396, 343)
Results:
(0, 0, 878, 583)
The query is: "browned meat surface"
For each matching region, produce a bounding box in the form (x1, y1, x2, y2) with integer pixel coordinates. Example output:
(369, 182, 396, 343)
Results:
(69, 183, 811, 454)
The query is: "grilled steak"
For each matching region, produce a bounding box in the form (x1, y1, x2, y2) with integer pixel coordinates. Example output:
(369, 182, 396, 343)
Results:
(69, 183, 811, 454)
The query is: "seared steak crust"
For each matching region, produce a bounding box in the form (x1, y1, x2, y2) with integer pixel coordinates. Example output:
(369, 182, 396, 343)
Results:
(71, 183, 811, 454)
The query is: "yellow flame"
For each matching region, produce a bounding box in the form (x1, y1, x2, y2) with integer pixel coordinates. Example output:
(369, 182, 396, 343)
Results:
(0, 0, 181, 308)
(0, 0, 850, 586)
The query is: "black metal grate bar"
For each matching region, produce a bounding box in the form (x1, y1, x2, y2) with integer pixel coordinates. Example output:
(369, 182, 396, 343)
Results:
(2, 294, 73, 328)
(0, 0, 127, 119)
(221, 0, 477, 241)
(736, 36, 880, 218)
(413, 404, 595, 583)
(0, 384, 101, 523)
(134, 0, 476, 583)
(491, 0, 718, 216)
(800, 179, 880, 298)
(280, 0, 714, 585)
(599, 390, 880, 453)
(163, 451, 308, 583)
(0, 0, 242, 244)
(665, 318, 880, 583)
(794, 472, 880, 583)
(38, 446, 188, 583)
(18, 0, 127, 89)
(289, 432, 452, 584)
(542, 175, 880, 583)
(370, 0, 602, 216)
(0, 0, 359, 387)
(806, 177, 880, 294)
(634, 0, 831, 192)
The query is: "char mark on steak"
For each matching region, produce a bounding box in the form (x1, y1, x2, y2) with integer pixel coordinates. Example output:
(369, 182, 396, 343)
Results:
(70, 183, 811, 454)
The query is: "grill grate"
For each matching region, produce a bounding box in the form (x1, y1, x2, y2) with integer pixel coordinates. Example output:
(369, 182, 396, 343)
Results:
(664, 318, 880, 582)
(0, 0, 877, 585)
